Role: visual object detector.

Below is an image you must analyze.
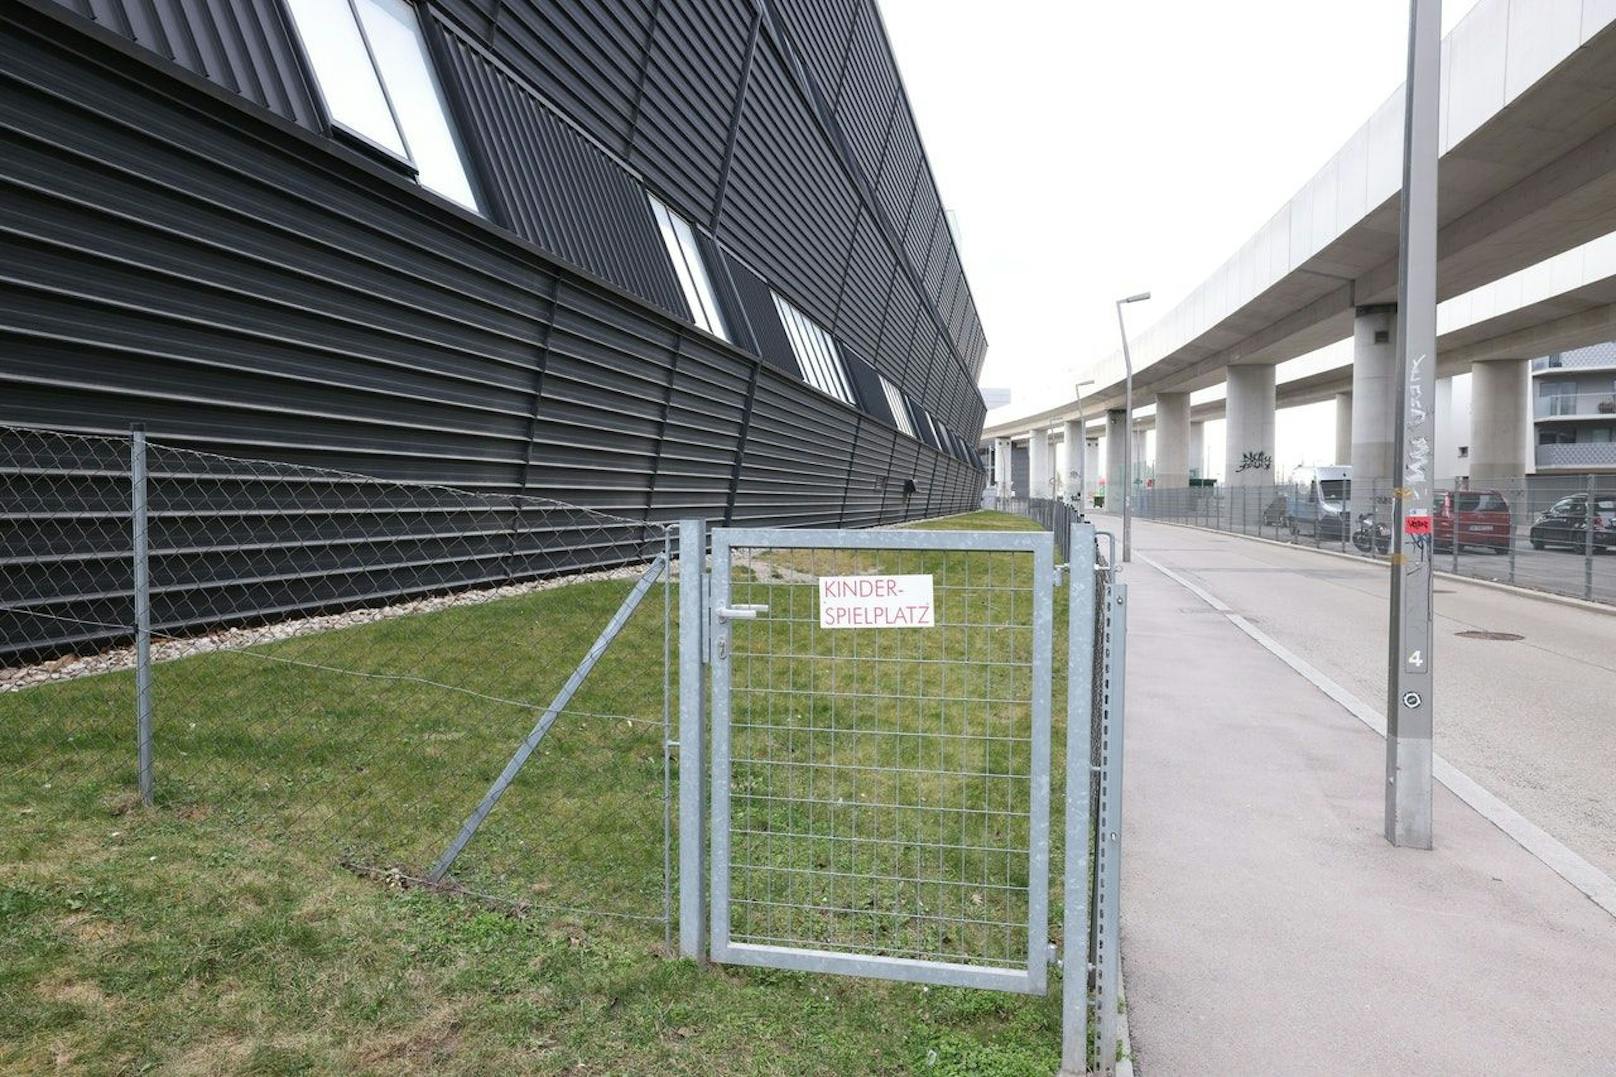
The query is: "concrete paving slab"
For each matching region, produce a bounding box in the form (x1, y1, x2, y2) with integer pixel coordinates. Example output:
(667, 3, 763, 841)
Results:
(1114, 533, 1616, 1075)
(1108, 515, 1616, 883)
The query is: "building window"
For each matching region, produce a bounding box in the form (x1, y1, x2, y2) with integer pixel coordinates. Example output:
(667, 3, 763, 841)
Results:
(648, 195, 728, 340)
(772, 293, 854, 406)
(880, 375, 916, 437)
(283, 0, 480, 212)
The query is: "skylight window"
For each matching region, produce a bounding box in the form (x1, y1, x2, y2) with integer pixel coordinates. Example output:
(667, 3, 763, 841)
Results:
(649, 195, 729, 340)
(284, 0, 480, 211)
(772, 293, 855, 406)
(880, 376, 916, 437)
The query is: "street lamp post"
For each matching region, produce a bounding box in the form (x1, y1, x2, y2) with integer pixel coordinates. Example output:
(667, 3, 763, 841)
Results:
(1115, 292, 1150, 562)
(1073, 379, 1095, 511)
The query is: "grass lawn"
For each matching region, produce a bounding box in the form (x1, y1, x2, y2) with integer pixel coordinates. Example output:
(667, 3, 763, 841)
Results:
(2, 511, 1079, 1074)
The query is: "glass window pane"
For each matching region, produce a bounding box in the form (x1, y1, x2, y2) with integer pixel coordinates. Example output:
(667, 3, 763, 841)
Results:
(652, 198, 705, 324)
(354, 0, 480, 210)
(669, 212, 729, 341)
(284, 0, 405, 156)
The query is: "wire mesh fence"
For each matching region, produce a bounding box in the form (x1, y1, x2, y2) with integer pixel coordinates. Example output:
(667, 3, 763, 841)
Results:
(2, 424, 674, 940)
(1123, 478, 1616, 604)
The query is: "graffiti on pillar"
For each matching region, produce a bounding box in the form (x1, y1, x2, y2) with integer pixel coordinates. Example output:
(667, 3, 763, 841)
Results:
(1235, 450, 1273, 474)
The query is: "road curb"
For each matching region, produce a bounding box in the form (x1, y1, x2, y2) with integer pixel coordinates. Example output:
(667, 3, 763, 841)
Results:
(1124, 516, 1616, 618)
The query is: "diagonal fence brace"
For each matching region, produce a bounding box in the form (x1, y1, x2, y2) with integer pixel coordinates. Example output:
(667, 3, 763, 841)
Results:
(428, 554, 668, 882)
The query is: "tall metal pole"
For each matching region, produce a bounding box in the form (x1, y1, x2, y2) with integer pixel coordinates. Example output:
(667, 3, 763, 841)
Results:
(1386, 0, 1440, 850)
(1116, 304, 1137, 562)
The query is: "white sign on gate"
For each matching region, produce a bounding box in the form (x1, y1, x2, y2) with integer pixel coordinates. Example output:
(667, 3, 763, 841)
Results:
(818, 574, 935, 629)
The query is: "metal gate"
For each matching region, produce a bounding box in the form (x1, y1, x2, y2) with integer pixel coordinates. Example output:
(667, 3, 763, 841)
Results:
(707, 526, 1054, 992)
(676, 518, 1127, 1073)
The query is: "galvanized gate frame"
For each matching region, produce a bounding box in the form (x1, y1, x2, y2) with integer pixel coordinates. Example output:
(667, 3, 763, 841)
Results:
(706, 525, 1054, 993)
(674, 518, 1127, 1073)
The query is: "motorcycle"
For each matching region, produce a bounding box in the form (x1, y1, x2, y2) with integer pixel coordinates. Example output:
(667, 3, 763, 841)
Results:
(1351, 513, 1391, 555)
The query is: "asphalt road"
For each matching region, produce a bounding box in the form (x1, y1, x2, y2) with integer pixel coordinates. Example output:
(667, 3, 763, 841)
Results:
(1103, 513, 1616, 881)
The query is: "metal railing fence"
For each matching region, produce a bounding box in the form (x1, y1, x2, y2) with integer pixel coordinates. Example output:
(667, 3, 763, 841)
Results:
(2, 424, 674, 937)
(1121, 477, 1616, 604)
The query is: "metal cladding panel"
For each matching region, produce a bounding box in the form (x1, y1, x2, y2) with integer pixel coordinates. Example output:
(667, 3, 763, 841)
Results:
(772, 0, 855, 100)
(722, 44, 854, 333)
(874, 107, 920, 240)
(840, 350, 892, 427)
(1012, 444, 1029, 499)
(632, 0, 751, 223)
(722, 251, 799, 377)
(833, 6, 897, 192)
(1, 3, 980, 652)
(652, 333, 751, 522)
(882, 430, 925, 523)
(835, 207, 887, 361)
(459, 0, 652, 153)
(733, 379, 857, 528)
(438, 27, 686, 316)
(840, 419, 892, 527)
(43, 0, 320, 129)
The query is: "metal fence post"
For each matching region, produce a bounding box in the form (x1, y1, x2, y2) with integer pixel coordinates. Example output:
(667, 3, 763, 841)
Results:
(1586, 474, 1597, 601)
(131, 423, 153, 806)
(678, 517, 708, 959)
(1061, 522, 1097, 1074)
(1508, 491, 1517, 583)
(1094, 581, 1129, 1073)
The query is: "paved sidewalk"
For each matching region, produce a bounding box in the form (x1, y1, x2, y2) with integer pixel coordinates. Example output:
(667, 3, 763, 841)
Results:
(1114, 535, 1616, 1075)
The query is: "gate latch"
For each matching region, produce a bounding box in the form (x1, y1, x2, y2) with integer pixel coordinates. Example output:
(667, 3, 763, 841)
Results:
(713, 604, 769, 660)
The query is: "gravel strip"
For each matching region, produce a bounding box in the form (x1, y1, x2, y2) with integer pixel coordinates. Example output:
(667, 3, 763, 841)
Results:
(1, 561, 662, 693)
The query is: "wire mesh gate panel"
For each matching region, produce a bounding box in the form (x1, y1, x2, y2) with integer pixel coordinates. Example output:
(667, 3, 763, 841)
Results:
(707, 527, 1054, 993)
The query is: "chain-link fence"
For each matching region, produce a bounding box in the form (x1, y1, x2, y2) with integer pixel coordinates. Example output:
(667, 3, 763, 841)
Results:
(1123, 477, 1616, 604)
(2, 424, 674, 940)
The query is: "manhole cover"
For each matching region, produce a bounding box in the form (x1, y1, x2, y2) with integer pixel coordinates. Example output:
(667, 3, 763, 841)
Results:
(1455, 630, 1523, 641)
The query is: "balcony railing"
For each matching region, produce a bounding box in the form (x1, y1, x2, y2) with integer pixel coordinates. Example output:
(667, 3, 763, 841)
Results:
(1535, 442, 1616, 468)
(1532, 344, 1616, 371)
(1534, 392, 1616, 418)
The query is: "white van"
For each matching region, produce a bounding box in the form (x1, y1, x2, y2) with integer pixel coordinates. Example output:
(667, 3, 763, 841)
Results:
(1283, 466, 1352, 539)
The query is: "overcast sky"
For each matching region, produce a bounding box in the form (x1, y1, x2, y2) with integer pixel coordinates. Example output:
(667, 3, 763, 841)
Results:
(880, 0, 1481, 475)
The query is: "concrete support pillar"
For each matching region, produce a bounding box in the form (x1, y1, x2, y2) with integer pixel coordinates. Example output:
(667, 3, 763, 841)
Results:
(993, 437, 1012, 499)
(1029, 428, 1051, 500)
(1189, 421, 1205, 479)
(1224, 364, 1277, 487)
(1469, 358, 1529, 487)
(1062, 419, 1085, 503)
(1351, 304, 1397, 516)
(1155, 392, 1192, 488)
(1334, 392, 1353, 467)
(1105, 410, 1127, 507)
(1131, 430, 1147, 486)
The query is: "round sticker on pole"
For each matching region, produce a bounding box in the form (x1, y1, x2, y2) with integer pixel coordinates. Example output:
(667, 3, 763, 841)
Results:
(1404, 513, 1432, 536)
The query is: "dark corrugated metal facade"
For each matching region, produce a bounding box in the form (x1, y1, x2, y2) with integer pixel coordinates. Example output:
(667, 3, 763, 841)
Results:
(2, 0, 988, 653)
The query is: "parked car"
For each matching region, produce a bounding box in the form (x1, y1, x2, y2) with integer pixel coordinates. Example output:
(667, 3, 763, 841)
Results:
(1529, 492, 1616, 552)
(1434, 490, 1512, 553)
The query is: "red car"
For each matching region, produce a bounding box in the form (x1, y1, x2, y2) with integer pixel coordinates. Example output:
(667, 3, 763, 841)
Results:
(1434, 490, 1512, 553)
